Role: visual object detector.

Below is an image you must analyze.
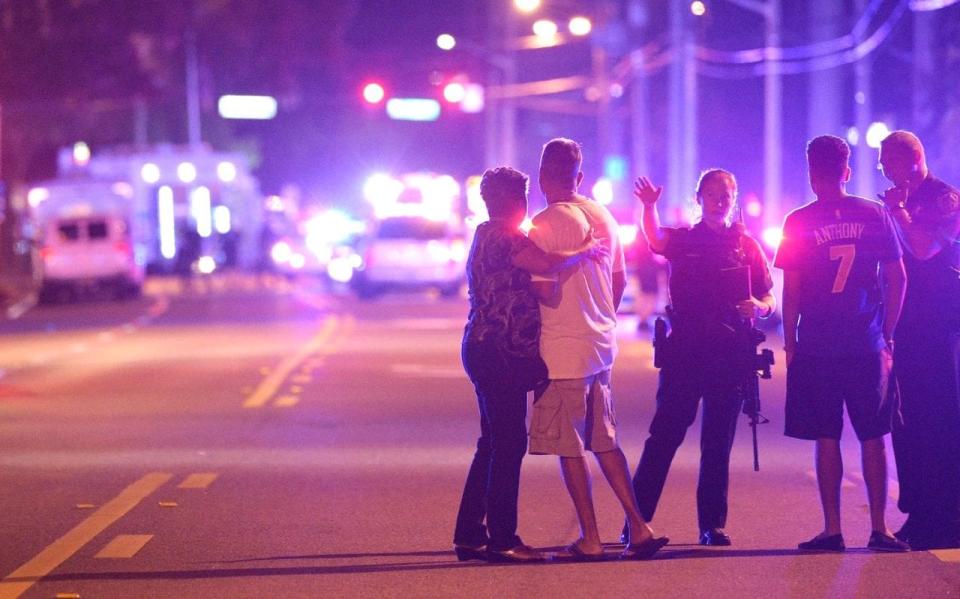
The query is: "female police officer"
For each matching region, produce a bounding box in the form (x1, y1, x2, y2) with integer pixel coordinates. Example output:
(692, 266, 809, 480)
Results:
(625, 170, 776, 546)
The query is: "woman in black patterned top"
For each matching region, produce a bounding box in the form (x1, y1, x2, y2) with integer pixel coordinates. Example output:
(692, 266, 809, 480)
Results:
(454, 166, 602, 563)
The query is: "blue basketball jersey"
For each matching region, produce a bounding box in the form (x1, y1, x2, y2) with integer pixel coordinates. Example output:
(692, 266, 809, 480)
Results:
(774, 195, 901, 356)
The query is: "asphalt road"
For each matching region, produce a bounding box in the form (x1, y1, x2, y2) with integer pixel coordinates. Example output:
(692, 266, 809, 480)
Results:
(0, 274, 957, 598)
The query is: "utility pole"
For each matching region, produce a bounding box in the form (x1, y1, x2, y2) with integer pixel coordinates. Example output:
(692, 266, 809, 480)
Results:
(763, 0, 782, 227)
(485, 1, 518, 169)
(807, 0, 845, 141)
(185, 23, 202, 148)
(726, 0, 781, 224)
(627, 0, 650, 181)
(668, 1, 697, 214)
(853, 0, 874, 197)
(629, 50, 649, 180)
(592, 43, 613, 172)
(912, 6, 935, 135)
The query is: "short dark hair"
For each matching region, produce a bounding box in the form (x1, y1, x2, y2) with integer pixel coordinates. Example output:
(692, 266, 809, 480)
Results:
(806, 135, 850, 180)
(480, 166, 528, 218)
(539, 138, 582, 185)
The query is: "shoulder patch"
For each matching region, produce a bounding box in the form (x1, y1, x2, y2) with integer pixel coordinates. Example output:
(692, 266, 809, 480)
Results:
(938, 191, 960, 215)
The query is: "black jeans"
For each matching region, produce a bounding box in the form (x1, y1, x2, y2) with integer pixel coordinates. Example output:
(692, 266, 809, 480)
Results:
(631, 349, 743, 531)
(453, 341, 528, 551)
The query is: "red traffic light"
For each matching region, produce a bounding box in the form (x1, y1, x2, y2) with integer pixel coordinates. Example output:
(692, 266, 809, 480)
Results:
(362, 82, 386, 105)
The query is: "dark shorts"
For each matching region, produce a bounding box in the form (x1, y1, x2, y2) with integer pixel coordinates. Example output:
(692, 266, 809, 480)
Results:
(785, 352, 893, 441)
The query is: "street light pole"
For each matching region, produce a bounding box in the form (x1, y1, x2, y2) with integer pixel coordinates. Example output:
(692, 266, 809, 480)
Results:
(853, 0, 874, 196)
(726, 0, 781, 223)
(668, 1, 697, 212)
(485, 1, 519, 168)
(764, 0, 781, 226)
(629, 50, 649, 181)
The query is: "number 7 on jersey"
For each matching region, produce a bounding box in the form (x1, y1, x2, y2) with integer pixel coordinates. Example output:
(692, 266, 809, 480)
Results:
(829, 244, 856, 293)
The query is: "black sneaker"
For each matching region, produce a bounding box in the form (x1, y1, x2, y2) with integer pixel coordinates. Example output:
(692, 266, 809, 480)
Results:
(868, 531, 910, 553)
(798, 533, 845, 552)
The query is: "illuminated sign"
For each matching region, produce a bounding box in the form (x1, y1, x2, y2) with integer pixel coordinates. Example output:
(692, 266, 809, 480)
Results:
(385, 98, 441, 122)
(217, 95, 278, 120)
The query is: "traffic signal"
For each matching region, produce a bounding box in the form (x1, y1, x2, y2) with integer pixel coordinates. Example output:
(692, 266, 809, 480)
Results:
(362, 82, 386, 105)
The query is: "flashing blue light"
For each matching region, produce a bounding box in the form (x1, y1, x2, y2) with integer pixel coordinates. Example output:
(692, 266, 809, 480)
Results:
(603, 155, 628, 181)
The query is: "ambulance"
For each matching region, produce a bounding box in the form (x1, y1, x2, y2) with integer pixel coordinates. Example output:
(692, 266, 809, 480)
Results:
(27, 143, 262, 301)
(351, 172, 468, 298)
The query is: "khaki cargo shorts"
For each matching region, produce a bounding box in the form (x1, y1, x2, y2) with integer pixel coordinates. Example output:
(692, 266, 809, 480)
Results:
(528, 369, 618, 458)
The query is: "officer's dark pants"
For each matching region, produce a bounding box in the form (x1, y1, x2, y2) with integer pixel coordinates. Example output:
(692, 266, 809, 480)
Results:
(454, 341, 527, 551)
(892, 319, 960, 549)
(631, 350, 743, 531)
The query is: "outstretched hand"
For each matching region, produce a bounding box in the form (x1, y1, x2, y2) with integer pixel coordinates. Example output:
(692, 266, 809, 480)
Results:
(634, 176, 663, 206)
(584, 231, 610, 263)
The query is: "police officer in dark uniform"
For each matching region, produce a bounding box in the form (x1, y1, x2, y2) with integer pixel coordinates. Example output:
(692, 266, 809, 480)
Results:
(878, 131, 960, 550)
(625, 170, 775, 546)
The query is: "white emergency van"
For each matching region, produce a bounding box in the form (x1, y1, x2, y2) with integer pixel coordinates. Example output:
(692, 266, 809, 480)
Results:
(30, 179, 144, 302)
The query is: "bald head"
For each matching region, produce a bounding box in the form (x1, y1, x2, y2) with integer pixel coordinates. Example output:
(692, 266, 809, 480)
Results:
(880, 130, 926, 164)
(879, 130, 928, 188)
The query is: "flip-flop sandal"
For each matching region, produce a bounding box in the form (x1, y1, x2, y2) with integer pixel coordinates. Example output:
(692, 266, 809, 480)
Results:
(620, 536, 670, 560)
(550, 543, 606, 562)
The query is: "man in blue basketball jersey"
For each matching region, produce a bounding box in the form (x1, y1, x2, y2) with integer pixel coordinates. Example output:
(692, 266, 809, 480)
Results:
(776, 135, 908, 552)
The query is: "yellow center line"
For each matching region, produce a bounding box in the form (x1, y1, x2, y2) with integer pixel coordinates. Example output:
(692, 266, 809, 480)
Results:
(0, 472, 172, 599)
(931, 548, 960, 562)
(243, 315, 340, 409)
(274, 395, 300, 408)
(94, 534, 154, 559)
(177, 473, 218, 489)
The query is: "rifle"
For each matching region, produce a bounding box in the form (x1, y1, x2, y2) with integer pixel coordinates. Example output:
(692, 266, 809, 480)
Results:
(738, 324, 774, 471)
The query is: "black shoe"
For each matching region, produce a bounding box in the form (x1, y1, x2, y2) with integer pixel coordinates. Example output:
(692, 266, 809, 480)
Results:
(894, 515, 916, 543)
(699, 528, 732, 546)
(487, 543, 545, 563)
(454, 543, 488, 562)
(868, 531, 910, 553)
(620, 523, 630, 545)
(798, 533, 845, 553)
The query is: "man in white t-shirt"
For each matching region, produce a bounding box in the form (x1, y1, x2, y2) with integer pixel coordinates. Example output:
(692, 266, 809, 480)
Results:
(527, 138, 667, 561)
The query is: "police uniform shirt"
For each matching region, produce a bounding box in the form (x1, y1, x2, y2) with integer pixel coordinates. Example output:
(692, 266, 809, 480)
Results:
(774, 195, 902, 357)
(898, 175, 960, 328)
(658, 222, 773, 332)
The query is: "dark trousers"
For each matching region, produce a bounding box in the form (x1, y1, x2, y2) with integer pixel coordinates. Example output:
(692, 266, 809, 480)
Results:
(891, 323, 960, 548)
(453, 341, 528, 551)
(631, 357, 743, 531)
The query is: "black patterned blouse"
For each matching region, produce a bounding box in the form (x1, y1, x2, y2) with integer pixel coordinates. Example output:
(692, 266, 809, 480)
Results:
(462, 220, 541, 360)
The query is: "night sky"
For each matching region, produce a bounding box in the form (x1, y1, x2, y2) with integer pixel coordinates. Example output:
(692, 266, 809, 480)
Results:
(1, 0, 958, 220)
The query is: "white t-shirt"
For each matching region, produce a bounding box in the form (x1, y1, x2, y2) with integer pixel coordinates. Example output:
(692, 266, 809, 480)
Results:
(528, 195, 626, 379)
